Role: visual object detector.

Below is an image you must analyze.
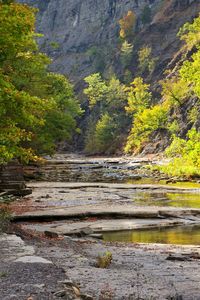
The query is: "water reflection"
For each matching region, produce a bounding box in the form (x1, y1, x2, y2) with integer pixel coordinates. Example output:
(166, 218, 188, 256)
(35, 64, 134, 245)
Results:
(103, 225, 200, 245)
(133, 192, 200, 208)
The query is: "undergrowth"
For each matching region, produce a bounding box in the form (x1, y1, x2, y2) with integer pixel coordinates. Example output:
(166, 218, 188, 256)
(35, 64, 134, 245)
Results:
(96, 251, 113, 269)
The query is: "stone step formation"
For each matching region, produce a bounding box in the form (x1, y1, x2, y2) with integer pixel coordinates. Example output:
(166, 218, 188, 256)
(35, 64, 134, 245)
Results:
(0, 162, 32, 197)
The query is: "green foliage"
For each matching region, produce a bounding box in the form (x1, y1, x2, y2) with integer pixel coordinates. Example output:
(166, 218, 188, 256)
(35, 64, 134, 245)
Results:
(0, 3, 37, 64)
(178, 14, 200, 50)
(167, 120, 180, 134)
(161, 129, 200, 178)
(0, 0, 14, 4)
(92, 114, 116, 154)
(0, 2, 81, 163)
(180, 50, 200, 98)
(49, 41, 59, 49)
(138, 46, 156, 75)
(188, 106, 199, 125)
(84, 74, 128, 154)
(125, 104, 168, 153)
(86, 46, 107, 73)
(85, 114, 114, 154)
(161, 76, 190, 107)
(120, 40, 133, 68)
(126, 77, 151, 114)
(31, 73, 82, 154)
(124, 76, 160, 153)
(84, 73, 108, 108)
(153, 15, 200, 177)
(97, 251, 112, 268)
(123, 69, 132, 84)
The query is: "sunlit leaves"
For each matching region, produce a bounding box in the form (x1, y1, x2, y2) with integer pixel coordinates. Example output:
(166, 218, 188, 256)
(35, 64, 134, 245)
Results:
(0, 3, 81, 163)
(125, 104, 168, 153)
(83, 74, 128, 154)
(178, 14, 200, 50)
(126, 77, 151, 114)
(161, 129, 200, 178)
(180, 50, 200, 98)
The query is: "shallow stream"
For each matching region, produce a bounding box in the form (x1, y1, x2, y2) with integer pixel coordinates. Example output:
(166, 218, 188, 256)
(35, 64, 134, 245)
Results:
(25, 155, 200, 246)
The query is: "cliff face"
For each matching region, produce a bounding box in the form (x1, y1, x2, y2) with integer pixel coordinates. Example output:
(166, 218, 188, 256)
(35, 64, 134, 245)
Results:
(18, 0, 200, 84)
(19, 0, 163, 81)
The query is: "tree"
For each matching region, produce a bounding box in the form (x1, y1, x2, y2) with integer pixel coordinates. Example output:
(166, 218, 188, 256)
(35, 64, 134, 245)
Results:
(94, 113, 116, 154)
(0, 2, 81, 163)
(126, 77, 151, 114)
(83, 74, 128, 154)
(138, 46, 156, 75)
(84, 73, 108, 108)
(178, 14, 200, 50)
(125, 104, 168, 153)
(31, 73, 82, 154)
(119, 11, 136, 40)
(120, 41, 133, 68)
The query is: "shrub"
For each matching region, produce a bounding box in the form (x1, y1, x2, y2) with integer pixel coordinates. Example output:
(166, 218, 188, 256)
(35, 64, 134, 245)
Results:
(138, 46, 156, 75)
(125, 104, 168, 153)
(160, 129, 200, 178)
(96, 251, 112, 268)
(120, 40, 133, 68)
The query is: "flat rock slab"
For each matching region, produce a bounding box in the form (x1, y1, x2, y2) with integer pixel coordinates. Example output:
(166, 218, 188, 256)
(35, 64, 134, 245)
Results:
(0, 234, 85, 299)
(13, 204, 200, 221)
(28, 181, 200, 192)
(0, 234, 35, 262)
(26, 182, 200, 210)
(15, 255, 53, 264)
(22, 218, 192, 236)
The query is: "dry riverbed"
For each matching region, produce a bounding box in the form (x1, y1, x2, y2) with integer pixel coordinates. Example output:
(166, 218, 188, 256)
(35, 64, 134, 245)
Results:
(1, 154, 200, 299)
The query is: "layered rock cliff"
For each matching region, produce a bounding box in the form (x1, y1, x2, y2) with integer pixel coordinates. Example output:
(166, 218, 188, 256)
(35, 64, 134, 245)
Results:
(18, 0, 200, 84)
(18, 0, 162, 81)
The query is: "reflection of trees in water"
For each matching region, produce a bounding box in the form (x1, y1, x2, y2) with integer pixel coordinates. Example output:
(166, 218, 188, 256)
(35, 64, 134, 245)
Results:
(104, 225, 200, 245)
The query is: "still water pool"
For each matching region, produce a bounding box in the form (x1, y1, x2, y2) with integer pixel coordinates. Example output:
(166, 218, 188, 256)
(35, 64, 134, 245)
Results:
(103, 225, 200, 245)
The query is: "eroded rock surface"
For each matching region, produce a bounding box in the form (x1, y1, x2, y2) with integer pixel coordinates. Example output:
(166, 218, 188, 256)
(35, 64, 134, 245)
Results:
(6, 154, 200, 299)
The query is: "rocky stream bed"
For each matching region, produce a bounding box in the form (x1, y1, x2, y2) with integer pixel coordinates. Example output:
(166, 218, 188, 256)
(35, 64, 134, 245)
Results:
(1, 154, 200, 299)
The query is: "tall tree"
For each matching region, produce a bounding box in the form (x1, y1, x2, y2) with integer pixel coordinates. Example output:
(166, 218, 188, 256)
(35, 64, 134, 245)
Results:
(0, 2, 81, 163)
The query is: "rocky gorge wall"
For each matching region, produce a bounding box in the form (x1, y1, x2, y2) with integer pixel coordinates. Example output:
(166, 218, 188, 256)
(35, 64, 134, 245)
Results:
(18, 0, 162, 81)
(18, 0, 200, 85)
